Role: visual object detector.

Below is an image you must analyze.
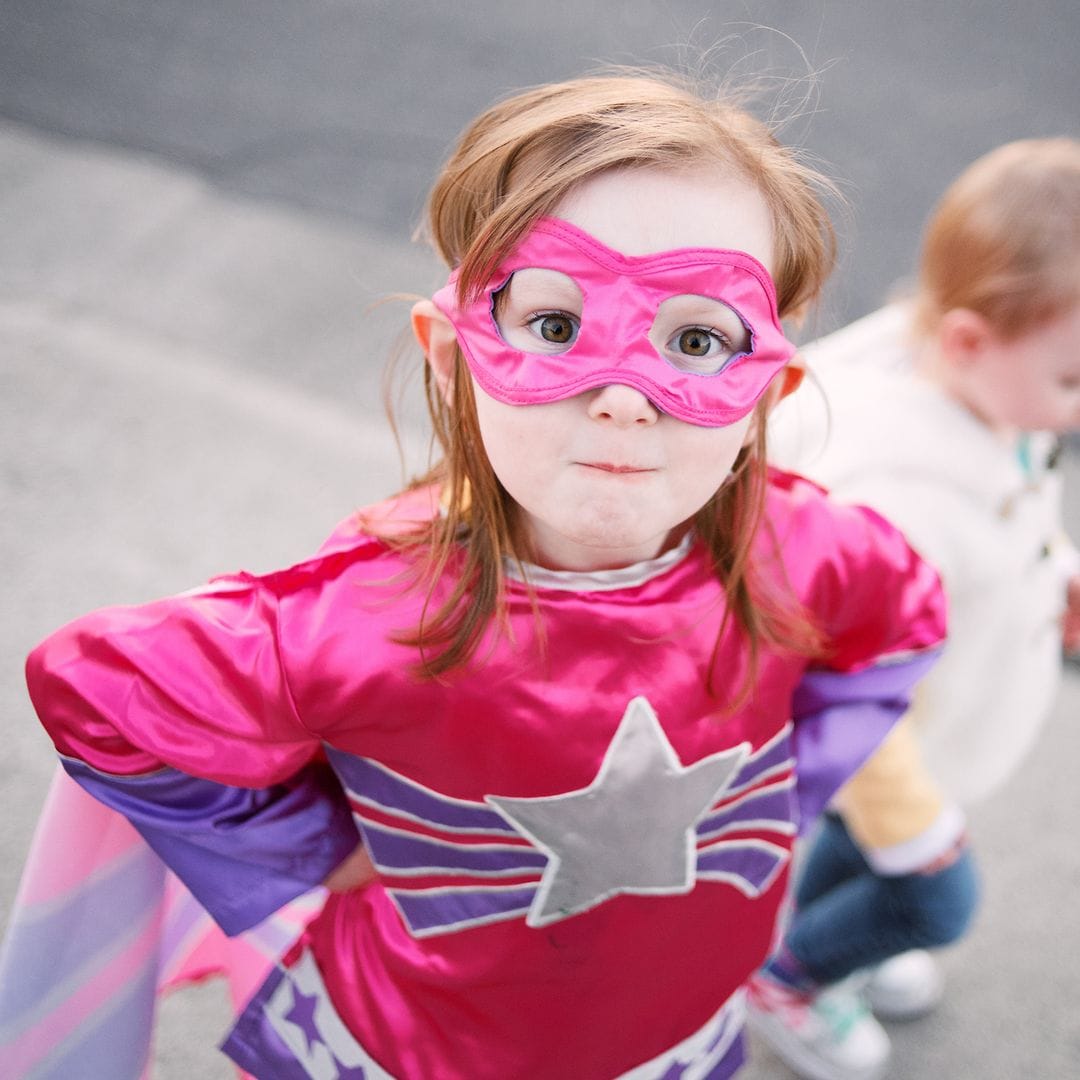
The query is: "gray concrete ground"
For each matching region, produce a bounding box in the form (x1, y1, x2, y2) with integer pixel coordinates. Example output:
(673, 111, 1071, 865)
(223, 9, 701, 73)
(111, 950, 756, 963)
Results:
(2, 3, 1080, 1077)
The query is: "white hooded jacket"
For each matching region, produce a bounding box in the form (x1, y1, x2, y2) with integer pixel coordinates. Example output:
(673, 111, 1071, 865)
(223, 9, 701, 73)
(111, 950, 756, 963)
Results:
(771, 303, 1074, 809)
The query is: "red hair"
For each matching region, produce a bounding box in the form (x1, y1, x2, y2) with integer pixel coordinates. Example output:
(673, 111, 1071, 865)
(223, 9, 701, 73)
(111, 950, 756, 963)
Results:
(916, 138, 1080, 339)
(388, 71, 836, 690)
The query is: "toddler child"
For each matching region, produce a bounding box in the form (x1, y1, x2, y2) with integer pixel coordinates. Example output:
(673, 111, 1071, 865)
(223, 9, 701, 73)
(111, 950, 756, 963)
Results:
(754, 136, 1080, 1080)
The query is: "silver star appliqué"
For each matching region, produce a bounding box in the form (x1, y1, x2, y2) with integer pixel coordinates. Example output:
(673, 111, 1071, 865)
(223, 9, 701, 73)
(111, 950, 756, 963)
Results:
(486, 695, 749, 927)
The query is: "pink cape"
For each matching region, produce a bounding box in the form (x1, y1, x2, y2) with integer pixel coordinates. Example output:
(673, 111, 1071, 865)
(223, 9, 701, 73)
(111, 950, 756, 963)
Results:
(0, 767, 323, 1079)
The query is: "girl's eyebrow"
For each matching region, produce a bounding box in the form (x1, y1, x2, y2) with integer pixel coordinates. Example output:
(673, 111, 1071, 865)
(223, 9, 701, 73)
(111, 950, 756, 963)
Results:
(503, 276, 582, 305)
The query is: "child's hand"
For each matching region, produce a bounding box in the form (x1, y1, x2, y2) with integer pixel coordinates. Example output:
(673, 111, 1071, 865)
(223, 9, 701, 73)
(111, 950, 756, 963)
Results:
(323, 843, 377, 892)
(1063, 574, 1080, 654)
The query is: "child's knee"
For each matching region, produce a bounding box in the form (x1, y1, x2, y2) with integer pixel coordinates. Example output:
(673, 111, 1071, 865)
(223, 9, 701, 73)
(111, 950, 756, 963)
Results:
(914, 893, 977, 947)
(893, 860, 979, 947)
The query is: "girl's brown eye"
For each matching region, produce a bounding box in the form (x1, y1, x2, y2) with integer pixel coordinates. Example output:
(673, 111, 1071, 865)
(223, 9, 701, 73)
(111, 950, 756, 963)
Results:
(652, 295, 749, 375)
(539, 315, 575, 344)
(677, 328, 713, 356)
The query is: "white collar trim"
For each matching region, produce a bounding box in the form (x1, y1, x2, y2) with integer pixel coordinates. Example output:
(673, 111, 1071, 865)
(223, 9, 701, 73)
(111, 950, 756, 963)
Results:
(505, 531, 695, 592)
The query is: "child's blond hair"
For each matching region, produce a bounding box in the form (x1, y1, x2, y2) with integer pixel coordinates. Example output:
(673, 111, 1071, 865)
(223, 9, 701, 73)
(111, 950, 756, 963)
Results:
(398, 71, 836, 684)
(915, 137, 1080, 339)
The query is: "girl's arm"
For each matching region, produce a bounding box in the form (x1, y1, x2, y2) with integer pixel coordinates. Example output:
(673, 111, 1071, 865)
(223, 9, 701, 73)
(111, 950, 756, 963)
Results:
(323, 841, 378, 892)
(25, 577, 361, 935)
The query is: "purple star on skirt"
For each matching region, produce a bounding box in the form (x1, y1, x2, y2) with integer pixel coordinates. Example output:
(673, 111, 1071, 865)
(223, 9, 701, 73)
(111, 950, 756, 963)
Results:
(284, 987, 322, 1054)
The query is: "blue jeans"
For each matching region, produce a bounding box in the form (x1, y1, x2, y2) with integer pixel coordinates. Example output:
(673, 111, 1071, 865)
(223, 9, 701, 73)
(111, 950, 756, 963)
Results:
(784, 814, 979, 986)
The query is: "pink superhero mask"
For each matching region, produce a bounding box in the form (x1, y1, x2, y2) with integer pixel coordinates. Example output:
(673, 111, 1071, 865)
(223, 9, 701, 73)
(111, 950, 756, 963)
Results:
(431, 216, 796, 427)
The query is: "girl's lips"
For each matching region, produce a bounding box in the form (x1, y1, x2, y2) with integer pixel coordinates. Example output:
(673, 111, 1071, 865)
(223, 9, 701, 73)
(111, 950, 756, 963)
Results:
(580, 462, 654, 474)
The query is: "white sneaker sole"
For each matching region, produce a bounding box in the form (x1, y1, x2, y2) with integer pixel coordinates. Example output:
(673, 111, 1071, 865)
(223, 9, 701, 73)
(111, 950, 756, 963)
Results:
(747, 1004, 889, 1080)
(866, 951, 945, 1020)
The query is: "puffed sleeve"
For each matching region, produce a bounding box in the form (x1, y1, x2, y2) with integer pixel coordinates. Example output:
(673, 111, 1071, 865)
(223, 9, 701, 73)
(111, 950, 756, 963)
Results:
(25, 576, 360, 934)
(772, 474, 948, 827)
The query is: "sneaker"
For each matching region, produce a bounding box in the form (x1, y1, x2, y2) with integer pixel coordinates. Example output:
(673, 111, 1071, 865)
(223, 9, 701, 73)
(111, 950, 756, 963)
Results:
(865, 950, 944, 1020)
(746, 973, 890, 1080)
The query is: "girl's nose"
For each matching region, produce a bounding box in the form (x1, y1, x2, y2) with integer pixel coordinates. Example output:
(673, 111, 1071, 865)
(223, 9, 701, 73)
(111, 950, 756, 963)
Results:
(586, 383, 659, 427)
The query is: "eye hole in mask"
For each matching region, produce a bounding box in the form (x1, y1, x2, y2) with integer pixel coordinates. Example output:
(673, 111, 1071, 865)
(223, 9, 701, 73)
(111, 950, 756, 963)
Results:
(493, 268, 584, 354)
(649, 293, 752, 376)
(493, 267, 751, 377)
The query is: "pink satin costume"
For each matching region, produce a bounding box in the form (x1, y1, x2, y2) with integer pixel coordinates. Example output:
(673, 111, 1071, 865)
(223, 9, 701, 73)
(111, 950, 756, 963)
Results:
(26, 475, 945, 1079)
(24, 221, 944, 1078)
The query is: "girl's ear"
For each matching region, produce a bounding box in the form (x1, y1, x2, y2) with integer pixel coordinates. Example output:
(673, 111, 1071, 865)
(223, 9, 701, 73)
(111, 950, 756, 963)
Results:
(939, 308, 994, 367)
(411, 299, 459, 401)
(767, 358, 806, 407)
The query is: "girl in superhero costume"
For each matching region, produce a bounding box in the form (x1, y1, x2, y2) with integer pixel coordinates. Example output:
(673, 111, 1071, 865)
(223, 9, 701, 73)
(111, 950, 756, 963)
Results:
(22, 72, 946, 1079)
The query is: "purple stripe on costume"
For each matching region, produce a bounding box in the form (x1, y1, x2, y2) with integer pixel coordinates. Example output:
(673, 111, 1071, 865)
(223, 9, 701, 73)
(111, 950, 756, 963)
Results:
(696, 843, 786, 893)
(0, 845, 164, 1022)
(793, 651, 940, 829)
(224, 953, 380, 1078)
(327, 750, 512, 833)
(697, 786, 794, 838)
(732, 731, 791, 788)
(703, 1033, 745, 1080)
(389, 886, 535, 934)
(657, 998, 744, 1079)
(222, 968, 320, 1080)
(25, 961, 158, 1080)
(362, 821, 547, 875)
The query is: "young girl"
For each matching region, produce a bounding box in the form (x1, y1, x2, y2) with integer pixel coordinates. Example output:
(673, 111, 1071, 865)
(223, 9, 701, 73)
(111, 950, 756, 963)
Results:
(756, 137, 1080, 1080)
(24, 73, 946, 1079)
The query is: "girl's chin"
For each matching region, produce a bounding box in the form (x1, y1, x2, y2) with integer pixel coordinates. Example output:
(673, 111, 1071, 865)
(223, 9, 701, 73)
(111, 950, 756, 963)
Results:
(526, 523, 676, 572)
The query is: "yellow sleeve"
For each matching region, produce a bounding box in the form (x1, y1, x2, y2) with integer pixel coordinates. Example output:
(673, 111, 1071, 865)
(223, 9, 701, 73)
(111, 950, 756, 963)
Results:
(834, 716, 945, 850)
